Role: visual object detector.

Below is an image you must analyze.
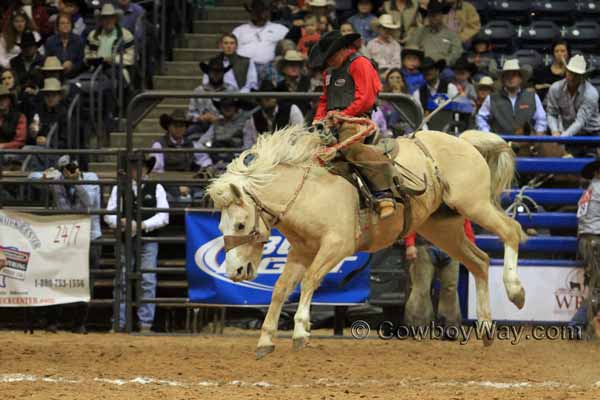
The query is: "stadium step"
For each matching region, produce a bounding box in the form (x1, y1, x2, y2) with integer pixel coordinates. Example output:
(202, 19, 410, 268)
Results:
(173, 48, 221, 62)
(153, 75, 203, 91)
(111, 132, 163, 148)
(193, 20, 242, 34)
(204, 6, 247, 20)
(164, 61, 201, 76)
(89, 161, 117, 174)
(135, 118, 162, 133)
(184, 33, 221, 48)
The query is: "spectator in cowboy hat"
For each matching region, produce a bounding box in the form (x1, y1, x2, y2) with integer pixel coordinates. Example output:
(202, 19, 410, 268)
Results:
(244, 79, 304, 143)
(382, 0, 420, 43)
(347, 0, 378, 44)
(401, 44, 425, 93)
(476, 59, 547, 135)
(187, 57, 236, 137)
(466, 33, 498, 80)
(412, 57, 450, 111)
(10, 31, 44, 85)
(232, 0, 289, 79)
(366, 14, 402, 76)
(276, 49, 311, 113)
(202, 33, 258, 93)
(26, 78, 68, 152)
(407, 0, 463, 67)
(448, 55, 477, 102)
(574, 157, 600, 338)
(194, 97, 252, 170)
(44, 13, 85, 79)
(84, 3, 135, 83)
(474, 75, 494, 112)
(104, 153, 169, 333)
(546, 55, 600, 139)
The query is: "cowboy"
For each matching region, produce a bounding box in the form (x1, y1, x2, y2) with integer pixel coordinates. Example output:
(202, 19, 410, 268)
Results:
(476, 59, 547, 135)
(28, 78, 68, 150)
(194, 97, 252, 168)
(412, 57, 450, 112)
(474, 75, 494, 112)
(366, 14, 402, 76)
(10, 31, 44, 84)
(576, 158, 600, 338)
(232, 0, 288, 80)
(104, 154, 169, 333)
(246, 79, 305, 143)
(448, 55, 477, 102)
(546, 55, 600, 139)
(407, 0, 463, 67)
(276, 50, 311, 113)
(204, 33, 258, 93)
(187, 57, 236, 136)
(309, 30, 397, 219)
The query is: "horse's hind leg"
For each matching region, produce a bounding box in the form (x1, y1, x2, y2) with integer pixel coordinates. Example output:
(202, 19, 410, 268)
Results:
(256, 249, 306, 359)
(459, 202, 526, 310)
(417, 212, 494, 345)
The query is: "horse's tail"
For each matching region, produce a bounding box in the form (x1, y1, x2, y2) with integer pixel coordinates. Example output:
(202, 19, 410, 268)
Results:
(459, 130, 516, 209)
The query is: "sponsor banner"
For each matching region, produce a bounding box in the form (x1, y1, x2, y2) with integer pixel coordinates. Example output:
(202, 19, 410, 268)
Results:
(0, 211, 90, 307)
(185, 211, 370, 305)
(467, 264, 584, 322)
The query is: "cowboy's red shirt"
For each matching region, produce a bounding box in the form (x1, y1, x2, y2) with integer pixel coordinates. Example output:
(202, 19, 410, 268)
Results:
(313, 50, 381, 121)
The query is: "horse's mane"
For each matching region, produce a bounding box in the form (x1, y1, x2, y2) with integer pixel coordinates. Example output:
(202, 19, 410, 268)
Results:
(207, 125, 326, 208)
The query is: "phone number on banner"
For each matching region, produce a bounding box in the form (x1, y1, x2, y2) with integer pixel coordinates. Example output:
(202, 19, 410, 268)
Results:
(34, 279, 86, 289)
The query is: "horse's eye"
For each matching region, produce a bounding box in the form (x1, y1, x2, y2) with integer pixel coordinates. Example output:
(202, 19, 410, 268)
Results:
(237, 223, 245, 231)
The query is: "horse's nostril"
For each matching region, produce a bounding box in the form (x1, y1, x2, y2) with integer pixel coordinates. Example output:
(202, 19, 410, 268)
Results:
(246, 262, 252, 275)
(236, 266, 243, 275)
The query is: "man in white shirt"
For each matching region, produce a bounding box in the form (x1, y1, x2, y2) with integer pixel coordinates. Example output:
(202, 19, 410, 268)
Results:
(203, 33, 258, 92)
(104, 155, 169, 333)
(233, 0, 289, 80)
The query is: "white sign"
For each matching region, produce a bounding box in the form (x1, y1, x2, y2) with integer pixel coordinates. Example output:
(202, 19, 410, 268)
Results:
(0, 211, 91, 307)
(468, 265, 585, 322)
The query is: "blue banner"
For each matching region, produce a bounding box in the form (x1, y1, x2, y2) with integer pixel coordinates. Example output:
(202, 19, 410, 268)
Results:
(185, 211, 370, 305)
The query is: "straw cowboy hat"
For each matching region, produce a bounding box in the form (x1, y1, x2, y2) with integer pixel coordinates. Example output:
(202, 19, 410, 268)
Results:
(500, 59, 531, 81)
(476, 76, 495, 88)
(276, 50, 305, 71)
(582, 157, 600, 179)
(39, 78, 65, 94)
(307, 0, 329, 7)
(377, 14, 400, 30)
(566, 54, 589, 75)
(40, 56, 64, 72)
(308, 30, 361, 69)
(159, 109, 189, 131)
(97, 3, 123, 17)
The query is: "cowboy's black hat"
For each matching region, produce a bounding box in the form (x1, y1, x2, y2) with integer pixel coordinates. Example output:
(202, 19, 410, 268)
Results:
(471, 33, 490, 48)
(20, 31, 40, 49)
(419, 57, 446, 72)
(453, 55, 478, 75)
(252, 79, 278, 92)
(307, 30, 361, 69)
(125, 153, 157, 174)
(213, 98, 242, 111)
(401, 45, 424, 61)
(199, 57, 232, 75)
(244, 0, 271, 13)
(582, 158, 600, 179)
(425, 0, 452, 15)
(159, 109, 189, 131)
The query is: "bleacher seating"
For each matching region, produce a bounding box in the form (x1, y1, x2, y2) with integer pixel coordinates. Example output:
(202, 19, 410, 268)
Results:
(531, 0, 577, 23)
(481, 20, 517, 53)
(488, 0, 532, 25)
(518, 21, 561, 51)
(575, 0, 600, 20)
(562, 21, 600, 52)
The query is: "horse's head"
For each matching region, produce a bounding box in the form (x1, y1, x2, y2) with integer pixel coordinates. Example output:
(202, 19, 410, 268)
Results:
(213, 183, 269, 282)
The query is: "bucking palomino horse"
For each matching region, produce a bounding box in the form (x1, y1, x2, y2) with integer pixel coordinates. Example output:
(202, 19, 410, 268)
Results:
(207, 120, 527, 359)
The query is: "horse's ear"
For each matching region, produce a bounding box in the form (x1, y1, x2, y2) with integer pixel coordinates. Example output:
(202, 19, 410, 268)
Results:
(229, 184, 243, 205)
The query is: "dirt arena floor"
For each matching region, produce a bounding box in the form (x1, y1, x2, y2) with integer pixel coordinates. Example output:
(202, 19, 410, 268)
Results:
(1, 328, 600, 400)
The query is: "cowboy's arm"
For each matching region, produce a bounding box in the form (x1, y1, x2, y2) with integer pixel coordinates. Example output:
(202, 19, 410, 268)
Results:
(141, 184, 169, 232)
(192, 128, 214, 167)
(150, 142, 165, 173)
(241, 61, 258, 92)
(289, 104, 305, 126)
(313, 71, 329, 121)
(563, 89, 598, 137)
(545, 83, 561, 134)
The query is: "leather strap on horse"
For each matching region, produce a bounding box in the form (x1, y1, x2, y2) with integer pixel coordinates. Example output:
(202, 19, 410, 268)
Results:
(316, 114, 377, 163)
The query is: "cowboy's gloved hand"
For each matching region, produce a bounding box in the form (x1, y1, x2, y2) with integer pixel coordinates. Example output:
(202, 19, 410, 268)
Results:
(309, 121, 337, 146)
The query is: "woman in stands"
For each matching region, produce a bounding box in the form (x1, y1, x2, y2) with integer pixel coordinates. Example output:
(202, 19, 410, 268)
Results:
(380, 68, 413, 136)
(44, 13, 84, 79)
(534, 39, 570, 100)
(0, 8, 43, 68)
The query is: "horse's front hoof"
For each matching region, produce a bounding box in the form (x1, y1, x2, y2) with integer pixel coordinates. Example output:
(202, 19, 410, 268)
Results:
(256, 345, 275, 360)
(292, 337, 309, 351)
(510, 287, 526, 310)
